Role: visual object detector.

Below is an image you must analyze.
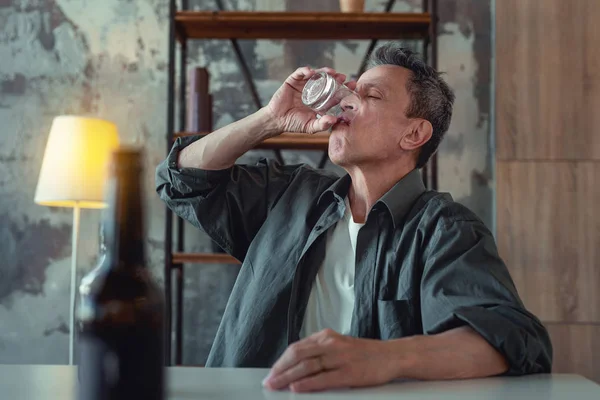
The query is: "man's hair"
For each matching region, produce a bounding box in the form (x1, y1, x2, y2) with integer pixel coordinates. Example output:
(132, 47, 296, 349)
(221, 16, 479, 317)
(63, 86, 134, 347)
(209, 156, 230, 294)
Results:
(367, 43, 455, 169)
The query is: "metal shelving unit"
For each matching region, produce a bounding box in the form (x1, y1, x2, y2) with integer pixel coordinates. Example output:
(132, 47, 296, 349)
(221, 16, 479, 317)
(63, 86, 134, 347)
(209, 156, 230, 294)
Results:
(165, 0, 438, 366)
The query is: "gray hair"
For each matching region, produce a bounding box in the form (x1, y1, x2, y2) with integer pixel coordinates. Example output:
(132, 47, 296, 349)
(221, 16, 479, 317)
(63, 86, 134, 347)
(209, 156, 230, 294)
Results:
(367, 43, 455, 169)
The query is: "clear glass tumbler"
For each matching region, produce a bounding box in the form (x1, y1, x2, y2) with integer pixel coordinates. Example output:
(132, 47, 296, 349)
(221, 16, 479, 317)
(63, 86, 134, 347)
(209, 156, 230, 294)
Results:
(301, 71, 360, 121)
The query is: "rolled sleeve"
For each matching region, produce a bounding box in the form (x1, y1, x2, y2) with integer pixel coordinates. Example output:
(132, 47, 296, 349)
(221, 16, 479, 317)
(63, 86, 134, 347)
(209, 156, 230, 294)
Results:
(155, 136, 300, 261)
(156, 136, 232, 198)
(420, 215, 553, 375)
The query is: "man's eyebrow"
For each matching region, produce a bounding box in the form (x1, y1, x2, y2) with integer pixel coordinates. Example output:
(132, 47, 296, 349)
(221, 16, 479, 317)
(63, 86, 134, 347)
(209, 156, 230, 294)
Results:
(357, 82, 389, 94)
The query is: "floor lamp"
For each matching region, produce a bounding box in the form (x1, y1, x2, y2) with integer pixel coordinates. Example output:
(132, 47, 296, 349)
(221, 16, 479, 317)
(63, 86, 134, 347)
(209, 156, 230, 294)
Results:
(34, 116, 119, 365)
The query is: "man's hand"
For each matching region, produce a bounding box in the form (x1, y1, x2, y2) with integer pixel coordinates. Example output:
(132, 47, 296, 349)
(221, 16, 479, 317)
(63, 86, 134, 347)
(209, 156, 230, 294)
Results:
(262, 329, 400, 393)
(266, 67, 354, 134)
(262, 326, 510, 393)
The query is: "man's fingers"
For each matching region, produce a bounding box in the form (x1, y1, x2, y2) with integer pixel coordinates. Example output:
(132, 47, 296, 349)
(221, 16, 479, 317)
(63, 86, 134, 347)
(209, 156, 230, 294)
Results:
(345, 80, 358, 91)
(289, 369, 350, 393)
(335, 73, 347, 84)
(308, 115, 337, 133)
(287, 66, 316, 83)
(270, 342, 323, 376)
(332, 72, 347, 84)
(264, 357, 322, 390)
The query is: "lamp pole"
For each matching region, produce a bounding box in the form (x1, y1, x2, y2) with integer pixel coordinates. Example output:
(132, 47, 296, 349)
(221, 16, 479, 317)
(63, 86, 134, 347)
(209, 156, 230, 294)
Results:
(69, 203, 81, 365)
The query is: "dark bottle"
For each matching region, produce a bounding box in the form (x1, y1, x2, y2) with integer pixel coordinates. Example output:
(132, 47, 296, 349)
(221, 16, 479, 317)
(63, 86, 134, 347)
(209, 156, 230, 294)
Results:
(77, 148, 165, 400)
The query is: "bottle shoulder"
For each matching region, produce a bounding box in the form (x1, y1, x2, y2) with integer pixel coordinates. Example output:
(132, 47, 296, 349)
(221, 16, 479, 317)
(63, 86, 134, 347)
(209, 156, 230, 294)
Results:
(78, 259, 164, 329)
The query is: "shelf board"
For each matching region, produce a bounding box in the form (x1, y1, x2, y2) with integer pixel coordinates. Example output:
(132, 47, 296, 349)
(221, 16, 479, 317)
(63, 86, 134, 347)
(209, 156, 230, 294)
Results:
(174, 132, 330, 151)
(172, 252, 241, 265)
(175, 11, 430, 41)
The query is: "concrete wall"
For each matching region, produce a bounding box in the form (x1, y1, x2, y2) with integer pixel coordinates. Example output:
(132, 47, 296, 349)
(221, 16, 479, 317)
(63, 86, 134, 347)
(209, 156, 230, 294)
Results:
(0, 0, 492, 365)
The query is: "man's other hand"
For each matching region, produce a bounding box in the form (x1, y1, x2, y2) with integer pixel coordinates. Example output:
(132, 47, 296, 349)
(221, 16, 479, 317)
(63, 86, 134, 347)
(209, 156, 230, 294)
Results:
(262, 329, 398, 393)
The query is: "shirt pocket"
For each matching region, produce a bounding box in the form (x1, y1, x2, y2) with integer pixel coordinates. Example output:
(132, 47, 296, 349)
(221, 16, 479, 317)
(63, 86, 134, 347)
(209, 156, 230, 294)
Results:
(376, 299, 419, 340)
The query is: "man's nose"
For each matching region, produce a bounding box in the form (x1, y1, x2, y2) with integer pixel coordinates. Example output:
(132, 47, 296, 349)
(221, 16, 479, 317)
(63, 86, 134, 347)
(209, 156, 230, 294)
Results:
(340, 95, 359, 111)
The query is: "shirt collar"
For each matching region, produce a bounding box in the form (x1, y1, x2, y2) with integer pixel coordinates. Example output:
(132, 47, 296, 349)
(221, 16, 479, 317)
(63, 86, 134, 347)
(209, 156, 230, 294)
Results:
(317, 173, 351, 208)
(377, 169, 427, 228)
(318, 169, 427, 228)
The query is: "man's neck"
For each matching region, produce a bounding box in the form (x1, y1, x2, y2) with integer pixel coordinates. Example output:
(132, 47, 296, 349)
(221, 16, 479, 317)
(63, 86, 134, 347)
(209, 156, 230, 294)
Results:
(346, 162, 414, 224)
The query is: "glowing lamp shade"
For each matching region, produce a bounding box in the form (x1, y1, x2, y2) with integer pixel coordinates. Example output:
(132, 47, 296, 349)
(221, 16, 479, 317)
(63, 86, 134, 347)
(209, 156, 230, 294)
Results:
(35, 116, 120, 209)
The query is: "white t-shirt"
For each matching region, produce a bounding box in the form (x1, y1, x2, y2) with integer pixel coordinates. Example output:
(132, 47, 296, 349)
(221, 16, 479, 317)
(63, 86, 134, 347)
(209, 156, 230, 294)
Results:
(300, 198, 364, 338)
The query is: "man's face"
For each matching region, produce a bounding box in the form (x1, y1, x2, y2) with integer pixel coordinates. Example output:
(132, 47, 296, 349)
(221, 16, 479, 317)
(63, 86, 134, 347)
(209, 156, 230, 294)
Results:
(328, 65, 414, 168)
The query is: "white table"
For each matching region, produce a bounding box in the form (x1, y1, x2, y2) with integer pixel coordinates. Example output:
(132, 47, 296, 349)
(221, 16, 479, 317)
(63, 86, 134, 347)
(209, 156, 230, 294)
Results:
(1, 365, 600, 399)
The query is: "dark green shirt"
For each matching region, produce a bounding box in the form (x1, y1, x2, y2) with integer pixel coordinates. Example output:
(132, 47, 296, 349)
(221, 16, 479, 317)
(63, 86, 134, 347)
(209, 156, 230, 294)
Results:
(156, 136, 552, 374)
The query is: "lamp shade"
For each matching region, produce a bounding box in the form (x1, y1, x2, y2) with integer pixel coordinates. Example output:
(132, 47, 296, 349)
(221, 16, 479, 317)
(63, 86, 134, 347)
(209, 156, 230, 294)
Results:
(34, 116, 120, 209)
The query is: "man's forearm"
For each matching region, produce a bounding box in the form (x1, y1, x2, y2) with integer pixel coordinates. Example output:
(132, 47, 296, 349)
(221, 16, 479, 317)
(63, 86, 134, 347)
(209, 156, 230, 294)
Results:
(177, 107, 280, 170)
(389, 326, 509, 380)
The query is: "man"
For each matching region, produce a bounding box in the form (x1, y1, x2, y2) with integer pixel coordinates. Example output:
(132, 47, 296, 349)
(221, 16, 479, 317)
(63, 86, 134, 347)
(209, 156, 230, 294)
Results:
(156, 43, 552, 393)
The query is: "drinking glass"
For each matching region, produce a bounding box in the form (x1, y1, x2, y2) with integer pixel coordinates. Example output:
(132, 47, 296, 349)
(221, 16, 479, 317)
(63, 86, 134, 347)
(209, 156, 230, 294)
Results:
(301, 71, 360, 122)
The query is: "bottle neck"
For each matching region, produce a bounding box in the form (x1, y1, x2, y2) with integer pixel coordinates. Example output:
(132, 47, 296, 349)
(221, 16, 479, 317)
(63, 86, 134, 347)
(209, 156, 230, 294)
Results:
(104, 165, 146, 268)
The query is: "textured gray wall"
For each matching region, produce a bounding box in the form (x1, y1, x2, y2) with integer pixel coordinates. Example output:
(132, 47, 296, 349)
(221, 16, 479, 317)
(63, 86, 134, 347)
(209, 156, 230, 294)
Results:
(0, 0, 492, 365)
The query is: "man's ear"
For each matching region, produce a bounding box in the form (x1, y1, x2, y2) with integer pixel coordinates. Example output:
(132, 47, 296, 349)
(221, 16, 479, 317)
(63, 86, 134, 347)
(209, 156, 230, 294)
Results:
(400, 119, 433, 151)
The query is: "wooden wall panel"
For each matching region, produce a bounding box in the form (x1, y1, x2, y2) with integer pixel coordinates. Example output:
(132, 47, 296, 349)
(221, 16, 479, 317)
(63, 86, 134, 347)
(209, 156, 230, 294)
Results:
(496, 161, 600, 322)
(497, 0, 600, 384)
(546, 324, 600, 383)
(496, 0, 600, 161)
